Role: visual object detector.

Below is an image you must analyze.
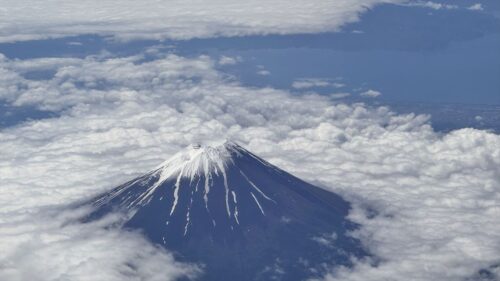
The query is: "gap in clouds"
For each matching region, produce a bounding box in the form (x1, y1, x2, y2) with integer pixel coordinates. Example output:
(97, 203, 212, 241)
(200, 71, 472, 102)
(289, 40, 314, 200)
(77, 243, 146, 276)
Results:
(0, 102, 58, 129)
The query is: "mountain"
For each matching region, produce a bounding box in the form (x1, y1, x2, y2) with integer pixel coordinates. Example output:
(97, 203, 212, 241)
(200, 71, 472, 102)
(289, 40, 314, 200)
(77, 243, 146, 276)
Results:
(83, 141, 366, 281)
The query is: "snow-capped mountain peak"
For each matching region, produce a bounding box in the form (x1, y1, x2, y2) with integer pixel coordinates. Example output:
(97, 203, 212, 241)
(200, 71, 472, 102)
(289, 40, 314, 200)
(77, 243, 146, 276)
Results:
(83, 141, 366, 281)
(156, 140, 239, 183)
(137, 141, 253, 215)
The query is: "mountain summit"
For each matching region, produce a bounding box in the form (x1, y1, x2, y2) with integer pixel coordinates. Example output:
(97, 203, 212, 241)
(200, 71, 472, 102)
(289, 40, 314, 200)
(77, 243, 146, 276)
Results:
(84, 141, 366, 280)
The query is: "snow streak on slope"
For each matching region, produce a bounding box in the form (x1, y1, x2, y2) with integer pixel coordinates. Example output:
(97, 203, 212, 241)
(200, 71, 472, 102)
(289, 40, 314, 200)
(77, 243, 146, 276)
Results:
(87, 141, 277, 230)
(157, 143, 234, 183)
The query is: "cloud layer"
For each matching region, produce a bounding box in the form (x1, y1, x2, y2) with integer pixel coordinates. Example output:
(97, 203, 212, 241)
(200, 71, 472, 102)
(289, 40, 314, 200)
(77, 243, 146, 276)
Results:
(0, 0, 402, 43)
(0, 209, 200, 281)
(0, 52, 499, 281)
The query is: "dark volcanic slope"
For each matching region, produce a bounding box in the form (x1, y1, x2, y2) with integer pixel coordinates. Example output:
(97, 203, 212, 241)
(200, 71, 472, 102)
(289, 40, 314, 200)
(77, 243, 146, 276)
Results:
(84, 141, 366, 281)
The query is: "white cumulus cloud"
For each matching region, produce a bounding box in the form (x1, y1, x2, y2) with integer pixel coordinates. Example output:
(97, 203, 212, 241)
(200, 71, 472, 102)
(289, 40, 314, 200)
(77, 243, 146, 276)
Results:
(0, 0, 403, 43)
(0, 52, 499, 281)
(0, 209, 200, 281)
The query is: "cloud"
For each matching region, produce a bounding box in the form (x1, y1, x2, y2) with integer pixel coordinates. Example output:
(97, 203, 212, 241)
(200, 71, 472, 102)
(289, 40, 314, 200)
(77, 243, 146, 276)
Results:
(218, 56, 242, 66)
(0, 0, 403, 43)
(403, 1, 458, 10)
(257, 69, 271, 76)
(67, 41, 83, 46)
(360, 89, 382, 98)
(0, 209, 200, 281)
(331, 93, 351, 99)
(312, 232, 338, 248)
(468, 3, 484, 11)
(293, 78, 331, 89)
(256, 65, 271, 76)
(0, 52, 499, 281)
(292, 78, 345, 90)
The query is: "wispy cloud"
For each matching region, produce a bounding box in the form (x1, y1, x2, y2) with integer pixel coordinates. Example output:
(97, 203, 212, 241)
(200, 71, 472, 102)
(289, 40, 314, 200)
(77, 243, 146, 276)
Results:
(292, 78, 345, 90)
(218, 55, 242, 66)
(360, 89, 382, 98)
(257, 69, 271, 76)
(403, 1, 458, 10)
(402, 1, 487, 12)
(468, 3, 484, 11)
(331, 93, 351, 99)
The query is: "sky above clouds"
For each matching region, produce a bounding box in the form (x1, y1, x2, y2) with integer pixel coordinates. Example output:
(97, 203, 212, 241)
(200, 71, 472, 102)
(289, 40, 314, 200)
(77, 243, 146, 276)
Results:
(0, 1, 499, 281)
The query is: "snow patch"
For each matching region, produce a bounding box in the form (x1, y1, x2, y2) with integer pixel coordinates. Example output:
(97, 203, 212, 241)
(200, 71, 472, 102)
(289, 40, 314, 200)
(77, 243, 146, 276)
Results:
(157, 141, 236, 183)
(133, 141, 238, 206)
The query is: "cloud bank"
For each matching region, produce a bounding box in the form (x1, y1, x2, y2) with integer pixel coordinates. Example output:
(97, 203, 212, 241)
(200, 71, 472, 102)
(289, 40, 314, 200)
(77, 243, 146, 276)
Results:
(0, 209, 200, 281)
(0, 51, 499, 281)
(0, 0, 402, 43)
